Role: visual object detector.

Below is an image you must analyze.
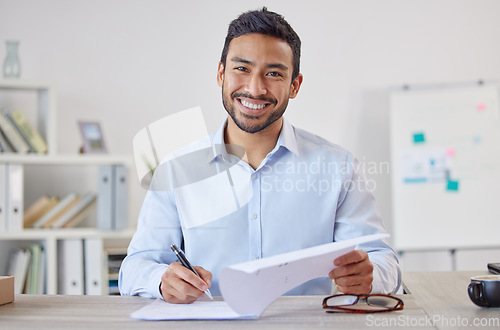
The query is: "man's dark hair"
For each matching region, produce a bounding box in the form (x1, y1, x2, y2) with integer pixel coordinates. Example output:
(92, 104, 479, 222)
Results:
(220, 7, 301, 81)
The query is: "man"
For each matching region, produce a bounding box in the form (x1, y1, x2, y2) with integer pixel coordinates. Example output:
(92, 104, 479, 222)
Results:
(119, 7, 401, 304)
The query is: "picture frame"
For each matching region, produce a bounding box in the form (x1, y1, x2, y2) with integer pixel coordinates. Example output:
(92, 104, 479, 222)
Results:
(78, 121, 108, 154)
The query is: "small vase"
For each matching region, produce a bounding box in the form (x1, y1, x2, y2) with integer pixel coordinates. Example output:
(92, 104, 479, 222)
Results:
(3, 40, 21, 78)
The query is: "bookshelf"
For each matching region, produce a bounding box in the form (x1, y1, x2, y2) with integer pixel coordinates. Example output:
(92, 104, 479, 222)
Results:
(0, 80, 134, 295)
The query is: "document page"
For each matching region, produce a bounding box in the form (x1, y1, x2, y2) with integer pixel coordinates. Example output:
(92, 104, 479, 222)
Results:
(220, 233, 388, 316)
(131, 233, 388, 320)
(131, 299, 257, 320)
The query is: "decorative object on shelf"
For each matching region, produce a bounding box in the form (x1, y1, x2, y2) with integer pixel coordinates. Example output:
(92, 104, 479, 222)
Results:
(78, 121, 108, 154)
(3, 40, 21, 78)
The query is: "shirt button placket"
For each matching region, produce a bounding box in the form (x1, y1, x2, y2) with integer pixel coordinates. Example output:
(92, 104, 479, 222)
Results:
(248, 171, 262, 261)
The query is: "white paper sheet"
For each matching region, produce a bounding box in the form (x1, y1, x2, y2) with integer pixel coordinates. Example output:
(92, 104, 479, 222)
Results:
(220, 233, 388, 316)
(130, 299, 257, 320)
(131, 233, 388, 320)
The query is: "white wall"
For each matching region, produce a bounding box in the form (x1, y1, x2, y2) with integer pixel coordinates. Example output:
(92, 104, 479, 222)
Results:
(1, 0, 500, 269)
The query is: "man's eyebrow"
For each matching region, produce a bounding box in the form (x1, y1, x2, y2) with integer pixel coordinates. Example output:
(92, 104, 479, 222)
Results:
(231, 57, 252, 65)
(230, 57, 289, 71)
(266, 63, 289, 71)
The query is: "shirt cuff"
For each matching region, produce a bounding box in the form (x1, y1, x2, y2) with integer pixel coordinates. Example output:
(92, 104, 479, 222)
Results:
(370, 263, 401, 294)
(149, 264, 169, 299)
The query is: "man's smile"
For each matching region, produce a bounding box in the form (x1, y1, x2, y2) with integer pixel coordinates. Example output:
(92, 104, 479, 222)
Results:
(235, 96, 275, 116)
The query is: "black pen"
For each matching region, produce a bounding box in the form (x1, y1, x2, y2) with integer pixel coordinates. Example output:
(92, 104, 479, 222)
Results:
(170, 244, 213, 300)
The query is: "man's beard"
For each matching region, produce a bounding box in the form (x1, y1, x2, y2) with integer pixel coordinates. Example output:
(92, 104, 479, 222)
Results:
(222, 87, 288, 134)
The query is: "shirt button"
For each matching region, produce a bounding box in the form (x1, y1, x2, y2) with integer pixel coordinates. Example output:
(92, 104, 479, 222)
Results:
(251, 173, 257, 180)
(252, 256, 260, 260)
(251, 213, 258, 220)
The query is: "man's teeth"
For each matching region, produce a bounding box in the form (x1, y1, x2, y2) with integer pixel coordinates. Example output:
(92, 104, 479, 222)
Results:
(241, 100, 266, 110)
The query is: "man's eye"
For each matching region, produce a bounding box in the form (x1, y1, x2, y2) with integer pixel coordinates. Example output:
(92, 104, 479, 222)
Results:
(267, 72, 283, 77)
(235, 67, 248, 72)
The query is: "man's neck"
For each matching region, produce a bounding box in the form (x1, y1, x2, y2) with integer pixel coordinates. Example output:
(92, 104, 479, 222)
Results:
(224, 117, 283, 170)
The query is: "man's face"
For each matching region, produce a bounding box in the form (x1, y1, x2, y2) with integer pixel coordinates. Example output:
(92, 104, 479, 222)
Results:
(217, 33, 302, 134)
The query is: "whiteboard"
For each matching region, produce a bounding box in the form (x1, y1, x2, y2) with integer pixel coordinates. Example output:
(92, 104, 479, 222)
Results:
(390, 83, 500, 250)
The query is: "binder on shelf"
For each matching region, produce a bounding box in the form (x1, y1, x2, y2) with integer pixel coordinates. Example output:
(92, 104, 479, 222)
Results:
(50, 193, 96, 229)
(97, 165, 129, 230)
(57, 238, 84, 295)
(84, 238, 104, 295)
(32, 193, 77, 229)
(0, 109, 30, 153)
(6, 164, 23, 232)
(113, 165, 128, 229)
(97, 166, 113, 230)
(0, 164, 6, 231)
(9, 109, 48, 154)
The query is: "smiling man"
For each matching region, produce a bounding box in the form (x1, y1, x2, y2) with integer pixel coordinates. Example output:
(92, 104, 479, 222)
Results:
(119, 7, 401, 304)
(218, 32, 302, 170)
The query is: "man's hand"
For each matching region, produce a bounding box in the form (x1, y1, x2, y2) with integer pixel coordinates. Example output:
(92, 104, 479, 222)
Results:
(329, 250, 373, 295)
(160, 262, 213, 304)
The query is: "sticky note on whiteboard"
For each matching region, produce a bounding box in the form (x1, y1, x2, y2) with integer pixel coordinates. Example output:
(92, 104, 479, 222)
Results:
(413, 132, 425, 144)
(445, 148, 456, 157)
(446, 180, 459, 191)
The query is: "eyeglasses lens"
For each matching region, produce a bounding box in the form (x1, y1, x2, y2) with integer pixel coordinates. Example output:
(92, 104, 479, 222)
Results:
(366, 296, 399, 309)
(325, 295, 358, 307)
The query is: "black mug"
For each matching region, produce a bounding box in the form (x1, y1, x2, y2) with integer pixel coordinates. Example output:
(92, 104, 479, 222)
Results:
(468, 275, 500, 307)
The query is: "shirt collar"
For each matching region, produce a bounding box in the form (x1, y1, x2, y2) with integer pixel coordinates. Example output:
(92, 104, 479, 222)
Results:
(206, 117, 300, 164)
(277, 117, 300, 156)
(205, 119, 231, 164)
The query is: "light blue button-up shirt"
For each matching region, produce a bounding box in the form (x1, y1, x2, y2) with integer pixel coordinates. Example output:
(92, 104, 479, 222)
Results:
(119, 118, 401, 298)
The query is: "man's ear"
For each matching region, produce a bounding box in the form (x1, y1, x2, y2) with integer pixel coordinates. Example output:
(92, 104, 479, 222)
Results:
(289, 73, 303, 99)
(217, 62, 224, 87)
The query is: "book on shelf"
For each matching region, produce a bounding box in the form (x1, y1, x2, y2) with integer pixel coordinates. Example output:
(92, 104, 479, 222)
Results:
(31, 193, 78, 229)
(23, 195, 59, 228)
(105, 248, 127, 295)
(0, 127, 14, 152)
(9, 109, 48, 154)
(6, 111, 34, 153)
(41, 195, 82, 229)
(50, 193, 96, 229)
(27, 192, 99, 229)
(0, 109, 30, 153)
(7, 247, 32, 294)
(25, 244, 45, 294)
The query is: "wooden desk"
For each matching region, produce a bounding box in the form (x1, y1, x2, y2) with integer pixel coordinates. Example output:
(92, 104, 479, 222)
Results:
(403, 271, 499, 328)
(0, 294, 424, 329)
(0, 272, 498, 329)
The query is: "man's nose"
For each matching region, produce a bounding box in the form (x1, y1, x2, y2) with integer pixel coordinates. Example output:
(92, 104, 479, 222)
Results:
(245, 74, 267, 96)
